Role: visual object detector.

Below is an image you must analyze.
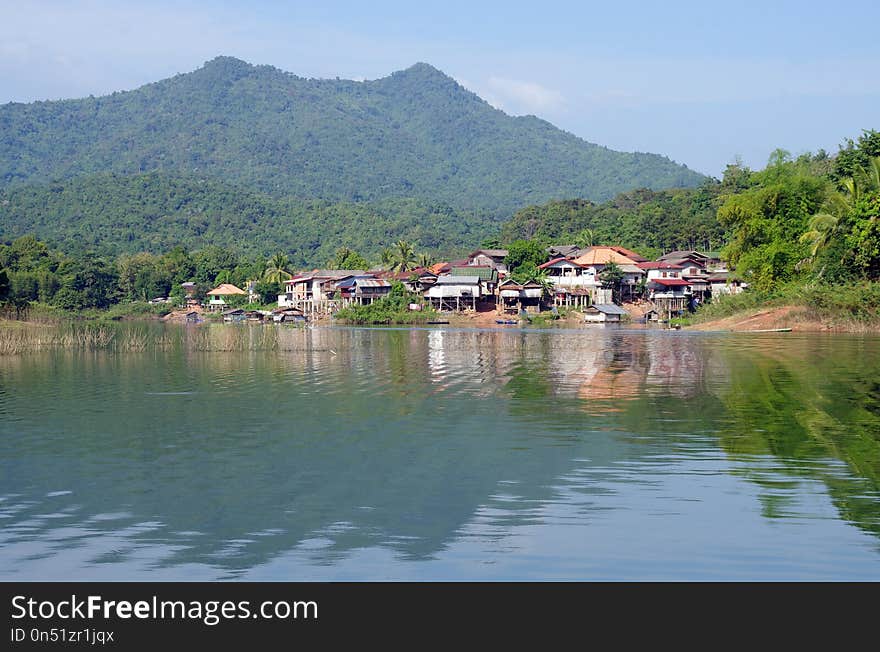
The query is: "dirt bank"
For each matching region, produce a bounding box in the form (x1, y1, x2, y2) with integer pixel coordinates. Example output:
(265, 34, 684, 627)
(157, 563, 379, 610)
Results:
(687, 305, 879, 333)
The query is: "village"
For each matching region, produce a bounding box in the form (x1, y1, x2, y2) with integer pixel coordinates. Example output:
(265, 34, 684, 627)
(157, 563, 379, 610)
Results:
(181, 244, 745, 325)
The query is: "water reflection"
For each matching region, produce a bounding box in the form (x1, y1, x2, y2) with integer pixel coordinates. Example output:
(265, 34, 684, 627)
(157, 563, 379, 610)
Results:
(0, 325, 879, 579)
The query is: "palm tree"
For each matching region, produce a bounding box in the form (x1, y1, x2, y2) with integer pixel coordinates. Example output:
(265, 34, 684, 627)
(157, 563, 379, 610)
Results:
(390, 240, 417, 273)
(800, 213, 839, 258)
(574, 228, 595, 249)
(264, 253, 292, 283)
(416, 252, 434, 269)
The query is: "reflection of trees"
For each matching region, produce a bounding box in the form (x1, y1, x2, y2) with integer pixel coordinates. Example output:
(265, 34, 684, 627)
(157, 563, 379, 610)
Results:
(711, 338, 880, 540)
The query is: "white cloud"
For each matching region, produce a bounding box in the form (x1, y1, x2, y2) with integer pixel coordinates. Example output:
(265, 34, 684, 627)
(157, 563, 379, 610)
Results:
(483, 77, 564, 114)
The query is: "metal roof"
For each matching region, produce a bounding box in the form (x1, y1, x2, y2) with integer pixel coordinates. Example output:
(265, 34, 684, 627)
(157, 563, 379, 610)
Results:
(469, 249, 508, 258)
(356, 278, 391, 288)
(436, 275, 480, 285)
(451, 266, 496, 280)
(651, 278, 690, 287)
(538, 257, 586, 269)
(590, 304, 629, 315)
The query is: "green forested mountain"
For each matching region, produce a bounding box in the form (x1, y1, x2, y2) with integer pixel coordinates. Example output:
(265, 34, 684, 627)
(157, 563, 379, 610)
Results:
(0, 173, 489, 265)
(0, 56, 703, 214)
(499, 183, 727, 258)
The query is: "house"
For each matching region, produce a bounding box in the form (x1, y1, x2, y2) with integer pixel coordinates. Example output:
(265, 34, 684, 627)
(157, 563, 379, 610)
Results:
(707, 271, 746, 296)
(379, 267, 438, 293)
(426, 275, 482, 311)
(496, 278, 544, 314)
(467, 249, 509, 272)
(607, 246, 649, 263)
(278, 270, 365, 308)
(206, 284, 247, 311)
(537, 258, 592, 309)
(570, 247, 645, 301)
(583, 303, 629, 323)
(272, 307, 307, 323)
(222, 308, 246, 322)
(546, 244, 584, 259)
(450, 265, 497, 296)
(348, 277, 392, 304)
(185, 311, 201, 324)
(180, 282, 200, 308)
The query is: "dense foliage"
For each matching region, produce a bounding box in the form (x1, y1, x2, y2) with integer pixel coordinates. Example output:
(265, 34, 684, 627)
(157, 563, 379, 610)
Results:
(717, 138, 880, 291)
(0, 172, 495, 265)
(0, 235, 276, 312)
(333, 281, 434, 324)
(499, 183, 726, 259)
(0, 57, 703, 216)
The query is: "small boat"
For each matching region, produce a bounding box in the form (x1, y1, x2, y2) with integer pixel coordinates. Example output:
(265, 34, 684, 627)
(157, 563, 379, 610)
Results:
(745, 328, 792, 333)
(427, 320, 449, 324)
(495, 319, 517, 325)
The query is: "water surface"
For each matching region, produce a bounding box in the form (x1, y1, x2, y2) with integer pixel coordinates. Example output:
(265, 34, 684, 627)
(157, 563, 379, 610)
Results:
(1, 325, 879, 579)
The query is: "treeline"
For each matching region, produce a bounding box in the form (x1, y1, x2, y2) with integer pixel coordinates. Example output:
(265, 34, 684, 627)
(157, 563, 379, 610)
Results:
(0, 172, 494, 265)
(718, 130, 880, 291)
(498, 183, 727, 259)
(0, 235, 443, 314)
(499, 129, 880, 296)
(0, 236, 284, 313)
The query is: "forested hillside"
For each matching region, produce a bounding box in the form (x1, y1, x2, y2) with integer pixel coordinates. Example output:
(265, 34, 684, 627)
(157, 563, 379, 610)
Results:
(0, 173, 490, 264)
(0, 56, 704, 215)
(499, 183, 726, 259)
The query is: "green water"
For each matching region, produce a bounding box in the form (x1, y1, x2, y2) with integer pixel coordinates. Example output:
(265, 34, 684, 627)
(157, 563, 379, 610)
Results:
(1, 324, 879, 579)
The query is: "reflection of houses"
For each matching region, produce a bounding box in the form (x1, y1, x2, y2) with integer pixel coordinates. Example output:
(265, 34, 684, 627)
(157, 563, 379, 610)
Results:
(496, 278, 544, 314)
(206, 284, 247, 311)
(426, 275, 483, 311)
(583, 303, 629, 323)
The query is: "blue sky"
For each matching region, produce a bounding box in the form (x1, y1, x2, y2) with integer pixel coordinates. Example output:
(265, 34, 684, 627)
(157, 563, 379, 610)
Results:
(1, 0, 878, 176)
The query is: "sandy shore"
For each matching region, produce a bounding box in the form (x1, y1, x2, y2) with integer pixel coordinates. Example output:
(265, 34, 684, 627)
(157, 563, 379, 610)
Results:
(687, 305, 879, 333)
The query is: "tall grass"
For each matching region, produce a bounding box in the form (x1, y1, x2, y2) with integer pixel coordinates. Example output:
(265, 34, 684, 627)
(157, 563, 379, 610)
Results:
(0, 322, 292, 355)
(688, 282, 880, 327)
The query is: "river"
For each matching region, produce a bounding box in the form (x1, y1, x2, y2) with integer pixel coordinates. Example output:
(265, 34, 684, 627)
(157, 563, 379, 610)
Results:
(1, 324, 879, 579)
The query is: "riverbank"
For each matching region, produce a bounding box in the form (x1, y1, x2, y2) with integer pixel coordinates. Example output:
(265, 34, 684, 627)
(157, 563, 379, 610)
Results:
(684, 282, 880, 333)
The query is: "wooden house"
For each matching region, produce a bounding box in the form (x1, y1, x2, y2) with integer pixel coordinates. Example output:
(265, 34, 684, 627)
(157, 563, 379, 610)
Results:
(583, 303, 629, 323)
(466, 249, 509, 273)
(206, 284, 247, 311)
(426, 275, 482, 311)
(496, 278, 544, 314)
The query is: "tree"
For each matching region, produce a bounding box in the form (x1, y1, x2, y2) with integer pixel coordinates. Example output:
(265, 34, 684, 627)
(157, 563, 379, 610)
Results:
(504, 240, 546, 274)
(599, 262, 625, 303)
(264, 253, 292, 283)
(389, 240, 416, 273)
(416, 252, 434, 269)
(330, 247, 369, 270)
(0, 269, 9, 302)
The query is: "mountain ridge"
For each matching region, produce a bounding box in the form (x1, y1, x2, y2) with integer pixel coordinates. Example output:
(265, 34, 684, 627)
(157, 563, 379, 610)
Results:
(0, 56, 704, 214)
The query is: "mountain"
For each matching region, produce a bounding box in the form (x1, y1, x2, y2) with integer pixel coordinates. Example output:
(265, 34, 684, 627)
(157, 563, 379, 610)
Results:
(0, 56, 704, 216)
